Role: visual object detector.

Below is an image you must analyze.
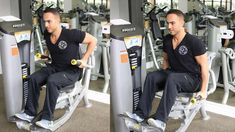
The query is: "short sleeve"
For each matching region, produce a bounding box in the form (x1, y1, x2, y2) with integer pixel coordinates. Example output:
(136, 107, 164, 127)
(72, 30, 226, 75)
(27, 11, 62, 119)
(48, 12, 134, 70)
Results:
(192, 37, 207, 56)
(70, 29, 86, 43)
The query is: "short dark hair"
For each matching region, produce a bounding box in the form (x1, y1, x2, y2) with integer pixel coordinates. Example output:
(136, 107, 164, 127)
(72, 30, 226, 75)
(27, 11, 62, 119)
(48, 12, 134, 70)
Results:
(166, 9, 185, 20)
(43, 7, 60, 16)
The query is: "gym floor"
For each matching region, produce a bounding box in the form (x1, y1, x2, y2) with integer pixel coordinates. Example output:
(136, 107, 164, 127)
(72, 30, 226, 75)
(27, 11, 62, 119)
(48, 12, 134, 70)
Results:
(152, 95, 235, 132)
(0, 76, 235, 132)
(0, 76, 110, 132)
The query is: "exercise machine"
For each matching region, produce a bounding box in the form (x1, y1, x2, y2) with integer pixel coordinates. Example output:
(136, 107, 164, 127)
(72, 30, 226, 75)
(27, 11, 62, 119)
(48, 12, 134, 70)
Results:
(0, 0, 94, 131)
(31, 2, 47, 55)
(14, 25, 95, 132)
(207, 18, 227, 81)
(185, 11, 199, 35)
(144, 5, 166, 70)
(87, 14, 110, 93)
(0, 0, 34, 121)
(207, 18, 234, 104)
(16, 50, 95, 131)
(110, 21, 217, 132)
(110, 1, 219, 131)
(110, 0, 156, 131)
(110, 21, 146, 132)
(118, 48, 216, 132)
(167, 52, 217, 132)
(219, 47, 235, 104)
(219, 31, 235, 104)
(87, 14, 105, 81)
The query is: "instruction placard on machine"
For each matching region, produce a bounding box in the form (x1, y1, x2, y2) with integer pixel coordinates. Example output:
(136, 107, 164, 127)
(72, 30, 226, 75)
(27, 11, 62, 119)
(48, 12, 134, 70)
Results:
(124, 35, 142, 49)
(14, 30, 31, 43)
(120, 35, 142, 64)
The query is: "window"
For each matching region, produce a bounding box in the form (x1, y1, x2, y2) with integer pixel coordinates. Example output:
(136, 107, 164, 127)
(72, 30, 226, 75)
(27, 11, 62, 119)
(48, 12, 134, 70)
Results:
(43, 0, 57, 7)
(85, 0, 109, 9)
(155, 0, 178, 9)
(200, 0, 232, 11)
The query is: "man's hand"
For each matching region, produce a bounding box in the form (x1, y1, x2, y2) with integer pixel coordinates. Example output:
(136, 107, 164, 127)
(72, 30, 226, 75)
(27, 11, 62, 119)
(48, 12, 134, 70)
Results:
(78, 59, 88, 68)
(196, 90, 207, 99)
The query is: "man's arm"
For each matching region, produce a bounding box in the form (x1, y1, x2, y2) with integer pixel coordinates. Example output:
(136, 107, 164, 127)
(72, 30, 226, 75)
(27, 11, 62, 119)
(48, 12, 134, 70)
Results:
(195, 53, 209, 99)
(162, 52, 169, 70)
(80, 32, 97, 68)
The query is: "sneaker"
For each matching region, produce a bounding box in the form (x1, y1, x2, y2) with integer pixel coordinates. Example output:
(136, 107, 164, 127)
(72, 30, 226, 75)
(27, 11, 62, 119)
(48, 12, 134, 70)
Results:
(124, 112, 144, 123)
(36, 119, 53, 129)
(124, 118, 142, 131)
(147, 118, 166, 132)
(15, 112, 34, 122)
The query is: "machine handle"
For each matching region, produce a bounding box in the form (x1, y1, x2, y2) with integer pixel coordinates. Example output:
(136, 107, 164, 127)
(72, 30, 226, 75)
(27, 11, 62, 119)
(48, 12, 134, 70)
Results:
(146, 6, 157, 16)
(71, 59, 94, 69)
(190, 95, 202, 105)
(35, 53, 50, 60)
(71, 59, 81, 66)
(147, 5, 167, 16)
(155, 6, 167, 15)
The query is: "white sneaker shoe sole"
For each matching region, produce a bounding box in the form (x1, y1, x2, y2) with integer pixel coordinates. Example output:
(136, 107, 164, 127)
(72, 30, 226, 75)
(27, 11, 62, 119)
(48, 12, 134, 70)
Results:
(36, 120, 53, 129)
(124, 112, 144, 122)
(15, 113, 33, 122)
(147, 118, 164, 132)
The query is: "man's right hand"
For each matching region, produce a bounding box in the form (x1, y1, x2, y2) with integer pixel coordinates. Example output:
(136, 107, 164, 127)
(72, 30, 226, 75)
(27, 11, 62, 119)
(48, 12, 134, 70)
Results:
(77, 59, 88, 68)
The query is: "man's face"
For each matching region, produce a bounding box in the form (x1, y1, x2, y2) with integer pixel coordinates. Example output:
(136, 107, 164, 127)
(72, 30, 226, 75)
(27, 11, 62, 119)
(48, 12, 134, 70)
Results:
(43, 12, 60, 33)
(166, 14, 184, 35)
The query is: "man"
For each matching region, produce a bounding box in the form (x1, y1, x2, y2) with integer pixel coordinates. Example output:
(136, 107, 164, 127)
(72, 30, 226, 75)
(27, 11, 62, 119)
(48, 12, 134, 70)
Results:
(15, 8, 97, 128)
(125, 9, 209, 131)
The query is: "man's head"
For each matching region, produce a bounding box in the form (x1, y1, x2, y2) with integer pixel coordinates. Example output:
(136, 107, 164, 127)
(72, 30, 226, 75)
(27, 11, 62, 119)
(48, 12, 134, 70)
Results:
(166, 9, 185, 36)
(43, 8, 61, 33)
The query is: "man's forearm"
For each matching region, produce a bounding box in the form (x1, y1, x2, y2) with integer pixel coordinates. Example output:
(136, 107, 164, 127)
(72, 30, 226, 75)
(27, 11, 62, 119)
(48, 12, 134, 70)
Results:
(162, 60, 169, 70)
(81, 32, 97, 61)
(162, 52, 169, 70)
(82, 40, 96, 60)
(200, 65, 209, 93)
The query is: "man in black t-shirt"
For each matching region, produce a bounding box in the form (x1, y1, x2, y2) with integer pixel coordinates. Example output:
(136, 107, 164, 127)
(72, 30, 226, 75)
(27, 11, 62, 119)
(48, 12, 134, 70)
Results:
(125, 9, 209, 131)
(15, 8, 97, 128)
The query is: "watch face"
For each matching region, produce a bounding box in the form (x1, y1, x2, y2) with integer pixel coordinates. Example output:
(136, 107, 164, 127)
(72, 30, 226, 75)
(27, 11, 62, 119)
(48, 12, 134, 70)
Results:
(58, 40, 68, 50)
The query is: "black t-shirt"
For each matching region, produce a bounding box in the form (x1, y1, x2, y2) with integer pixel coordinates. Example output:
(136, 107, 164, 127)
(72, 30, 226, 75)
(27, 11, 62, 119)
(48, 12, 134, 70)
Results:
(163, 33, 207, 75)
(44, 28, 86, 71)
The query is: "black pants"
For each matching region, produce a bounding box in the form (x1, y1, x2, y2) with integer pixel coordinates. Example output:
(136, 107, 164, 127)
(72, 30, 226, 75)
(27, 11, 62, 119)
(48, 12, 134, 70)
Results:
(24, 65, 80, 120)
(135, 69, 201, 123)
